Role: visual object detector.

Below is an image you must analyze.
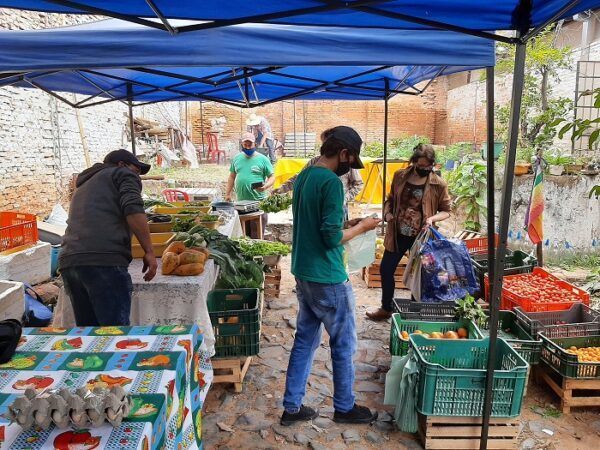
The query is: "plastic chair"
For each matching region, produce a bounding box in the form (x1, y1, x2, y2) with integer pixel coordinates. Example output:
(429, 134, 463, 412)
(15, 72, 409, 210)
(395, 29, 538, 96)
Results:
(206, 132, 226, 164)
(162, 189, 190, 202)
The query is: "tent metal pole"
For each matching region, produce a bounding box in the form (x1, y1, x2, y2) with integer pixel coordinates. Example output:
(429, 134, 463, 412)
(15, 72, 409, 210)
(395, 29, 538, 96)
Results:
(480, 43, 527, 450)
(127, 83, 136, 156)
(382, 79, 389, 232)
(522, 0, 582, 43)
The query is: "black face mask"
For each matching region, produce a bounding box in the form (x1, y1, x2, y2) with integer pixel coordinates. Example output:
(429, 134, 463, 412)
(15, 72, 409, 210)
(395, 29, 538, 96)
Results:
(335, 161, 351, 177)
(415, 167, 432, 178)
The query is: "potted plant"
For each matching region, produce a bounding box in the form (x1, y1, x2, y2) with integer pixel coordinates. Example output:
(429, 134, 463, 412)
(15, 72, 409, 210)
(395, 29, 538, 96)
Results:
(545, 151, 570, 176)
(514, 147, 533, 175)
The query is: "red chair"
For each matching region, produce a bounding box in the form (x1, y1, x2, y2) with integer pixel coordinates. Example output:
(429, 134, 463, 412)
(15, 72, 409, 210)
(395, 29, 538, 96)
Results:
(162, 189, 190, 202)
(206, 132, 226, 164)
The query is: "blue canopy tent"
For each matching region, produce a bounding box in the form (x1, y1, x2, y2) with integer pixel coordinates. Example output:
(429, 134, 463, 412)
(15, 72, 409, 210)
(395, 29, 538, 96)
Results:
(0, 20, 494, 107)
(0, 0, 595, 43)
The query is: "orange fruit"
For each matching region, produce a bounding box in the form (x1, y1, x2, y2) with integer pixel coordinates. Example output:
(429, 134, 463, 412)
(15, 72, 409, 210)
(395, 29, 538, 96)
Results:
(422, 333, 431, 338)
(444, 331, 459, 339)
(457, 328, 468, 339)
(430, 332, 443, 339)
(400, 331, 409, 340)
(413, 330, 423, 335)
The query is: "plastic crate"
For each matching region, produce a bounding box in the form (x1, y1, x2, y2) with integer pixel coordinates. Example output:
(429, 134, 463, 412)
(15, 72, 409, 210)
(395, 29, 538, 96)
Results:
(463, 233, 499, 255)
(207, 288, 260, 358)
(410, 335, 528, 417)
(390, 314, 483, 357)
(472, 250, 537, 290)
(0, 212, 38, 253)
(480, 310, 542, 364)
(540, 335, 600, 379)
(131, 232, 174, 258)
(484, 268, 590, 312)
(514, 303, 600, 338)
(392, 299, 456, 321)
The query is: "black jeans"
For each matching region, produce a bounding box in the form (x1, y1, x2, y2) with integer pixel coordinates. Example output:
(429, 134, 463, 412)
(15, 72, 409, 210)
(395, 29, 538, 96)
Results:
(62, 266, 133, 326)
(380, 235, 416, 312)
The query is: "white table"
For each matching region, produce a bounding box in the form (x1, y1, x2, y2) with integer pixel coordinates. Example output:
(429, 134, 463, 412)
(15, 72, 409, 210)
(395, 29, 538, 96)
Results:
(54, 259, 218, 356)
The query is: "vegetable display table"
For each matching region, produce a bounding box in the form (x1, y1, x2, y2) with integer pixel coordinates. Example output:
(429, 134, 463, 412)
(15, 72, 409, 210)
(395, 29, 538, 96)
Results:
(53, 260, 218, 356)
(0, 324, 212, 449)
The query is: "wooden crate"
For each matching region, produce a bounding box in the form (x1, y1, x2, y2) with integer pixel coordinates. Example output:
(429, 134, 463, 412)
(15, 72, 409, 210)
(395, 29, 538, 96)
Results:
(264, 267, 282, 298)
(536, 363, 600, 414)
(212, 357, 253, 393)
(362, 257, 408, 289)
(418, 415, 521, 450)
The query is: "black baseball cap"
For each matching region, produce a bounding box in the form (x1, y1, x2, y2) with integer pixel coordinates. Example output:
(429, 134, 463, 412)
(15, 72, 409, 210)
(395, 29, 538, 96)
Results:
(104, 149, 151, 175)
(328, 126, 364, 169)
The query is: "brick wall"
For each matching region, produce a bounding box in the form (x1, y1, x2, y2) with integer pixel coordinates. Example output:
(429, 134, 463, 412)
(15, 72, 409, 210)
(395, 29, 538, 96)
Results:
(0, 9, 183, 216)
(189, 77, 449, 154)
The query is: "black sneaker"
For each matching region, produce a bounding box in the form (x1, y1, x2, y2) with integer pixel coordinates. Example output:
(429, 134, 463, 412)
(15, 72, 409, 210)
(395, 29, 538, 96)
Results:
(280, 405, 319, 426)
(333, 404, 378, 424)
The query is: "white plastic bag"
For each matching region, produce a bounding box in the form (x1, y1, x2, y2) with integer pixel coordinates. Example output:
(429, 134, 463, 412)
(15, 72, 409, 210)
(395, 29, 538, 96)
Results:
(344, 229, 376, 273)
(45, 204, 68, 227)
(181, 137, 199, 169)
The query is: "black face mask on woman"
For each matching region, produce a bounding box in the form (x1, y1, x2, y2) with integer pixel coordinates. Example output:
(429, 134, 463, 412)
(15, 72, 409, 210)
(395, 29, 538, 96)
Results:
(415, 167, 432, 178)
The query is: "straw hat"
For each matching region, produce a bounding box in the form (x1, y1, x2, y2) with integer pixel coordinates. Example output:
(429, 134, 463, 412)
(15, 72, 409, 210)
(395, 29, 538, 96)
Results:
(246, 113, 261, 126)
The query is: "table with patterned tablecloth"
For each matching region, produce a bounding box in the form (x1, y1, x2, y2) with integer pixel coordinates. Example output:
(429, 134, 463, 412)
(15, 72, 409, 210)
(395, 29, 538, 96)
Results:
(0, 324, 212, 450)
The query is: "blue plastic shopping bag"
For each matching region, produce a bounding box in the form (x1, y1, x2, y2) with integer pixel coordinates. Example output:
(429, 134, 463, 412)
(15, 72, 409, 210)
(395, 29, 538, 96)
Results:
(420, 228, 479, 302)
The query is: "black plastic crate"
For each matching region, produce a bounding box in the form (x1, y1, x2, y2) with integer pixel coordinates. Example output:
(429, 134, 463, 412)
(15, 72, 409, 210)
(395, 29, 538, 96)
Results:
(207, 288, 260, 358)
(392, 298, 456, 321)
(514, 303, 600, 338)
(540, 334, 600, 378)
(480, 310, 542, 364)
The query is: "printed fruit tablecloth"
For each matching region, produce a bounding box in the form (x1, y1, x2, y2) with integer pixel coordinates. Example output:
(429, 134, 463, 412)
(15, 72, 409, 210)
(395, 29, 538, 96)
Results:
(0, 324, 213, 450)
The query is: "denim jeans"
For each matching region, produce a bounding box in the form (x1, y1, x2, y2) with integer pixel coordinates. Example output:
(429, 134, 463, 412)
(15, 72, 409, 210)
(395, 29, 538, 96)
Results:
(283, 278, 357, 413)
(380, 235, 416, 311)
(62, 266, 133, 326)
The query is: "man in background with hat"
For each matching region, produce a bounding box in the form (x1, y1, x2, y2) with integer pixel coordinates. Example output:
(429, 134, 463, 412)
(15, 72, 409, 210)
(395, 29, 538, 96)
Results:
(247, 112, 276, 164)
(281, 126, 380, 427)
(59, 149, 157, 327)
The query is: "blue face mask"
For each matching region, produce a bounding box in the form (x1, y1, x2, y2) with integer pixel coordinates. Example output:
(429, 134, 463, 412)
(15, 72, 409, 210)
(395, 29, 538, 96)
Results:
(242, 148, 256, 157)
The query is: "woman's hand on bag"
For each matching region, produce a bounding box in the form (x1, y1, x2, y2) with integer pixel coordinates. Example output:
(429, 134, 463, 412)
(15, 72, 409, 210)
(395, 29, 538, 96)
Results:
(423, 217, 435, 229)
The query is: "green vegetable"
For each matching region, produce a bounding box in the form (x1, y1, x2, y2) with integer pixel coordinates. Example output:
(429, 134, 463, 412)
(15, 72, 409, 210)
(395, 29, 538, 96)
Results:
(184, 201, 211, 207)
(259, 193, 293, 213)
(177, 209, 201, 215)
(237, 238, 291, 257)
(144, 198, 174, 209)
(454, 295, 487, 329)
(200, 214, 220, 222)
(172, 217, 196, 232)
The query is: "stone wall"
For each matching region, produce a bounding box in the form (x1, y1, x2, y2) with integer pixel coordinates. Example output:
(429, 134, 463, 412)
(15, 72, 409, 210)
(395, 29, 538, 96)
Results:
(495, 173, 600, 250)
(0, 9, 183, 216)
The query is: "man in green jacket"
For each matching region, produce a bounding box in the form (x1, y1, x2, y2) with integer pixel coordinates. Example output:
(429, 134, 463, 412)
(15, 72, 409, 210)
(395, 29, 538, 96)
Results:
(281, 126, 380, 426)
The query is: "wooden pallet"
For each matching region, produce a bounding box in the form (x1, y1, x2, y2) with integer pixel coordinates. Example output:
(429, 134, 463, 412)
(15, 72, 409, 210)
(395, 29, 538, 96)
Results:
(264, 267, 282, 298)
(418, 415, 520, 450)
(212, 357, 253, 393)
(536, 363, 600, 414)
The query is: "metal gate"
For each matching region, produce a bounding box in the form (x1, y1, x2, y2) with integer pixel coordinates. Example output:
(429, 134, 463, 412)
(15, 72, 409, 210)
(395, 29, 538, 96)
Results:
(573, 60, 600, 152)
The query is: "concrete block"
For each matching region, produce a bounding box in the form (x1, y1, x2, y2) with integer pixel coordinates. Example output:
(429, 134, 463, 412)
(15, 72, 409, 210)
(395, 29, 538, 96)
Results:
(0, 241, 51, 285)
(0, 280, 24, 320)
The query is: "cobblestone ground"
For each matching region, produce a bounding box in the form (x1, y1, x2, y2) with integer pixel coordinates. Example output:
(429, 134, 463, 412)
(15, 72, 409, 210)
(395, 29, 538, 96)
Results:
(202, 257, 600, 450)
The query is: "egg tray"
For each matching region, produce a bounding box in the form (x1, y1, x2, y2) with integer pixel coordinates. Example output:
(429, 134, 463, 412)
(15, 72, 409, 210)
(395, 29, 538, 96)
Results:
(5, 385, 132, 430)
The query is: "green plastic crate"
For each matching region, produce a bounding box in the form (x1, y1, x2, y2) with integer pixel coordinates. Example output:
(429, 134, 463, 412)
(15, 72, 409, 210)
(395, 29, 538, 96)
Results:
(471, 250, 537, 293)
(390, 314, 483, 357)
(480, 310, 542, 364)
(514, 303, 600, 338)
(540, 334, 600, 378)
(207, 288, 260, 358)
(410, 335, 528, 417)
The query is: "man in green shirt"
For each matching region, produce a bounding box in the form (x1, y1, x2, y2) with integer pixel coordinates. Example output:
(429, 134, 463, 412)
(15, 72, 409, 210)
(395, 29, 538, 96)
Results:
(226, 132, 275, 202)
(281, 126, 381, 426)
(226, 132, 275, 237)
